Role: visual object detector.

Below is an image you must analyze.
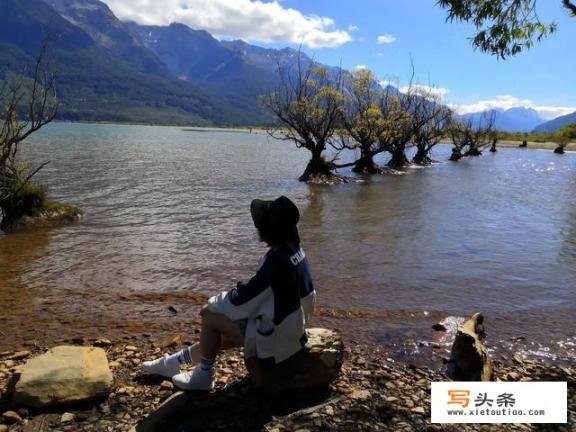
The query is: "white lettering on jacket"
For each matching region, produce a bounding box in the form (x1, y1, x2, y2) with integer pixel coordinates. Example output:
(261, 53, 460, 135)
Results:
(290, 249, 306, 266)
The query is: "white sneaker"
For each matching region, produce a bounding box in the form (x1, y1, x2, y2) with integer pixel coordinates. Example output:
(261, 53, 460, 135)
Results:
(172, 367, 215, 391)
(142, 355, 180, 378)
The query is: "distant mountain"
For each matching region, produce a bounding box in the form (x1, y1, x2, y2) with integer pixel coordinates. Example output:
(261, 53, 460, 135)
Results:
(0, 0, 359, 126)
(0, 0, 285, 125)
(124, 23, 345, 120)
(1, 0, 348, 125)
(533, 111, 576, 133)
(460, 107, 545, 132)
(125, 22, 278, 118)
(45, 0, 169, 76)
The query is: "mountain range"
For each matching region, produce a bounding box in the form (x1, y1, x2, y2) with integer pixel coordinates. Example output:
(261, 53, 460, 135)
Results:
(0, 0, 317, 125)
(459, 107, 545, 133)
(1, 0, 574, 130)
(533, 111, 576, 133)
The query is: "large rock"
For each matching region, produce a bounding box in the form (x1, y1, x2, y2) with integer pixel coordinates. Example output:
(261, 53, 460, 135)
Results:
(447, 313, 493, 381)
(13, 346, 113, 408)
(245, 328, 344, 390)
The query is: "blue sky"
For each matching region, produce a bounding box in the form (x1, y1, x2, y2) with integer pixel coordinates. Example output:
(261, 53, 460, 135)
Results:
(103, 0, 576, 119)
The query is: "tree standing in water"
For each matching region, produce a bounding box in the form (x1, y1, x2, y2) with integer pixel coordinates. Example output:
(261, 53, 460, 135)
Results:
(448, 119, 474, 161)
(489, 133, 498, 153)
(448, 112, 496, 161)
(262, 56, 345, 182)
(412, 93, 452, 165)
(338, 69, 388, 174)
(376, 83, 436, 169)
(550, 123, 575, 154)
(464, 111, 496, 156)
(378, 87, 414, 169)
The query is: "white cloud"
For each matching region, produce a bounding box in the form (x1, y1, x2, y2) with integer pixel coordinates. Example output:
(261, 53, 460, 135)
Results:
(377, 34, 396, 44)
(376, 52, 384, 57)
(348, 25, 359, 32)
(449, 95, 576, 120)
(378, 80, 448, 100)
(379, 79, 398, 88)
(102, 0, 352, 48)
(355, 65, 367, 70)
(399, 84, 449, 99)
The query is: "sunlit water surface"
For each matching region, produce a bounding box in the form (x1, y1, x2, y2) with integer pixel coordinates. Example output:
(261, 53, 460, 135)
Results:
(1, 124, 575, 364)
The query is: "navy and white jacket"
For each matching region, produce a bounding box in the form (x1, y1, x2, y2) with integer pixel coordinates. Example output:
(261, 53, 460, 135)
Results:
(207, 242, 315, 364)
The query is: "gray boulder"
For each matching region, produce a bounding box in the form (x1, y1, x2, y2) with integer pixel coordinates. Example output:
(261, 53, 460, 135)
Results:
(13, 346, 113, 408)
(245, 327, 344, 390)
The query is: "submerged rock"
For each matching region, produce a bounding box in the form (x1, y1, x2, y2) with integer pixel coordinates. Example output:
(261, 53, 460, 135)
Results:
(431, 323, 447, 332)
(447, 313, 493, 381)
(13, 346, 113, 408)
(306, 174, 355, 185)
(245, 328, 344, 390)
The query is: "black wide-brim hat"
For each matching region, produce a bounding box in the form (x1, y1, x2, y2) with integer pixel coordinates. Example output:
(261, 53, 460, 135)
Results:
(250, 196, 300, 231)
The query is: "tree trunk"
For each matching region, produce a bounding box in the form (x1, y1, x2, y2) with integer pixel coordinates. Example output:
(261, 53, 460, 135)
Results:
(352, 154, 379, 174)
(465, 148, 482, 156)
(449, 147, 463, 162)
(299, 152, 334, 182)
(387, 148, 410, 169)
(489, 139, 497, 153)
(412, 148, 432, 165)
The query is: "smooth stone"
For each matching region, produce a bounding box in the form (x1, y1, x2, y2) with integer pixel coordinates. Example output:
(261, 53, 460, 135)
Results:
(14, 346, 114, 408)
(61, 412, 75, 423)
(94, 338, 113, 347)
(350, 389, 371, 400)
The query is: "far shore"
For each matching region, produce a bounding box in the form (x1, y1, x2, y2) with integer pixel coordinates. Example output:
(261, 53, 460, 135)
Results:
(50, 121, 576, 151)
(497, 139, 576, 151)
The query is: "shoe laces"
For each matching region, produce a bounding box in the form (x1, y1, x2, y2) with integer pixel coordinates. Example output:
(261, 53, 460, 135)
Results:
(182, 370, 195, 379)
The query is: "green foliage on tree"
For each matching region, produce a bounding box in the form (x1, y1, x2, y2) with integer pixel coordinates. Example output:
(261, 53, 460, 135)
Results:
(437, 0, 576, 58)
(338, 69, 389, 173)
(448, 112, 496, 161)
(262, 58, 345, 181)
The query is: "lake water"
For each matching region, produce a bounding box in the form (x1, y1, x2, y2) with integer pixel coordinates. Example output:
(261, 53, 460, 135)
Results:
(1, 123, 575, 364)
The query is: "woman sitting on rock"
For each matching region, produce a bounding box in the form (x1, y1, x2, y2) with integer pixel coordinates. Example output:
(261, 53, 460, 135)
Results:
(142, 196, 316, 391)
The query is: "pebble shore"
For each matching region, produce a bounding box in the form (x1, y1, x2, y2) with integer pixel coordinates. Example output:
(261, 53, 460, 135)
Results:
(0, 336, 574, 431)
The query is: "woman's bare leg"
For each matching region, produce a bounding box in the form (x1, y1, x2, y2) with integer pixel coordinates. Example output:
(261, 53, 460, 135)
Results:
(199, 309, 243, 360)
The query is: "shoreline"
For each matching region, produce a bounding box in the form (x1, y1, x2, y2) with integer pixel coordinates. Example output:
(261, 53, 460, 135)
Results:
(0, 333, 574, 431)
(1, 301, 574, 371)
(496, 139, 576, 151)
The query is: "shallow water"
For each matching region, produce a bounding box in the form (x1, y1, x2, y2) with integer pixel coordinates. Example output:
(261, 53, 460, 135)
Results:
(1, 124, 575, 363)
